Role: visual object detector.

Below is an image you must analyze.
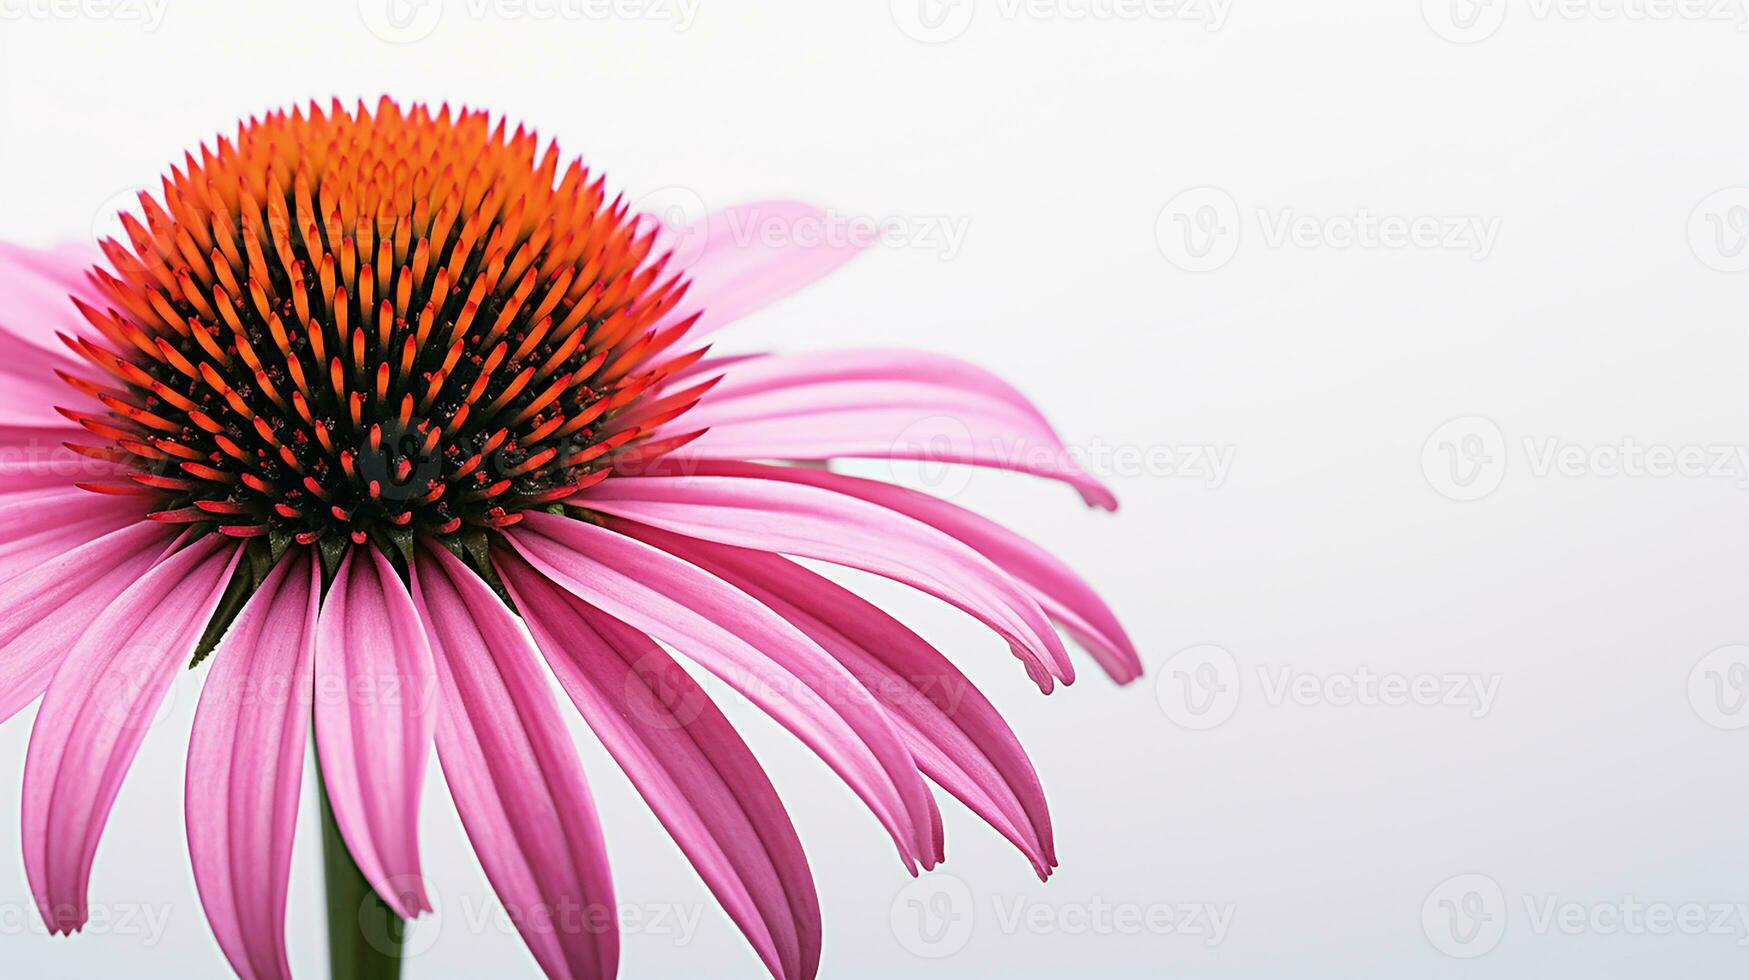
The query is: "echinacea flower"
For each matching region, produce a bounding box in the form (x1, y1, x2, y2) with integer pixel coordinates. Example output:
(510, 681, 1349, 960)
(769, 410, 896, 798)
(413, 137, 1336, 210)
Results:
(0, 97, 1139, 979)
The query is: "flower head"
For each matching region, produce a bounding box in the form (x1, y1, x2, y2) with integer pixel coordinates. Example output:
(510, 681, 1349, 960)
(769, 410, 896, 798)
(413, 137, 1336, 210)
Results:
(0, 97, 1138, 980)
(66, 100, 690, 548)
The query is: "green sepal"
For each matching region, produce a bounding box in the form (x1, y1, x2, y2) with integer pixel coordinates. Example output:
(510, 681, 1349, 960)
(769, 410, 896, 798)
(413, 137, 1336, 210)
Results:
(455, 527, 493, 571)
(386, 528, 418, 569)
(245, 539, 275, 585)
(189, 539, 271, 669)
(318, 536, 348, 579)
(268, 530, 296, 564)
(437, 528, 514, 609)
(437, 533, 471, 566)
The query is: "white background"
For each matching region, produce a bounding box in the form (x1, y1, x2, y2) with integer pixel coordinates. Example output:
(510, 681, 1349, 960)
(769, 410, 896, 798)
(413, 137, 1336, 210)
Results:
(3, 0, 1748, 976)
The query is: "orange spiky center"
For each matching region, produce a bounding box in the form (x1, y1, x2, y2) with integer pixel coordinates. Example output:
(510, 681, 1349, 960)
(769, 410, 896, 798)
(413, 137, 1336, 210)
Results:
(59, 99, 702, 549)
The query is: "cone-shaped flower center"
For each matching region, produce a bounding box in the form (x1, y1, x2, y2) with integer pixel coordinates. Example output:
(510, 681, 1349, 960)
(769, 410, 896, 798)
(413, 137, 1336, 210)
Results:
(62, 98, 688, 551)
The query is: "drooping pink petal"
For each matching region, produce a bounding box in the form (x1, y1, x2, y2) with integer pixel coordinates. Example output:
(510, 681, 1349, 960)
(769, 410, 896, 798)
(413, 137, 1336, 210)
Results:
(186, 551, 319, 980)
(313, 546, 436, 920)
(412, 544, 617, 980)
(0, 423, 119, 494)
(577, 474, 1074, 689)
(653, 349, 1117, 510)
(499, 549, 821, 980)
(0, 239, 102, 425)
(0, 520, 176, 724)
(0, 241, 99, 358)
(22, 533, 240, 933)
(665, 460, 1141, 683)
(664, 352, 764, 387)
(0, 329, 87, 427)
(505, 512, 939, 871)
(654, 201, 868, 346)
(0, 486, 143, 580)
(679, 348, 1062, 423)
(639, 532, 1058, 878)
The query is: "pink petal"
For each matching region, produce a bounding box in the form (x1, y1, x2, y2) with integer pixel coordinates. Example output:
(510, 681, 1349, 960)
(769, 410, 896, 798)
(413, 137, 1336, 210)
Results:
(412, 544, 617, 980)
(657, 349, 1117, 510)
(681, 348, 1059, 423)
(0, 329, 86, 427)
(0, 520, 176, 724)
(22, 534, 241, 932)
(0, 241, 99, 358)
(647, 534, 1057, 878)
(656, 202, 868, 345)
(677, 461, 1140, 683)
(578, 474, 1074, 690)
(665, 352, 765, 387)
(505, 513, 938, 870)
(0, 424, 119, 494)
(499, 550, 821, 980)
(313, 546, 436, 919)
(0, 487, 143, 581)
(186, 552, 319, 980)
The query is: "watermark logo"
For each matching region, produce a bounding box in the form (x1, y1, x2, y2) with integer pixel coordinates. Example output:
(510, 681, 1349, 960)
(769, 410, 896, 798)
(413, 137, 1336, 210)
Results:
(1157, 187, 1242, 272)
(618, 650, 714, 732)
(1689, 188, 1749, 272)
(630, 185, 712, 267)
(1422, 416, 1508, 502)
(363, 876, 445, 957)
(884, 414, 981, 501)
(90, 645, 187, 734)
(90, 187, 171, 274)
(1423, 873, 1507, 958)
(1422, 0, 1508, 43)
(1155, 644, 1242, 730)
(891, 874, 977, 959)
(359, 0, 444, 43)
(890, 0, 977, 42)
(1690, 645, 1749, 730)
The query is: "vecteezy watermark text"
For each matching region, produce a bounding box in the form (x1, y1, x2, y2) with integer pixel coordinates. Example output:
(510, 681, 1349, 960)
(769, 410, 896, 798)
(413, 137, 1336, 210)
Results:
(627, 190, 973, 265)
(1154, 645, 1501, 730)
(1422, 416, 1749, 502)
(359, 0, 700, 44)
(1, 901, 174, 945)
(0, 0, 167, 28)
(1423, 0, 1749, 44)
(720, 207, 973, 261)
(1423, 872, 1749, 959)
(890, 873, 1233, 959)
(890, 0, 1231, 44)
(1157, 188, 1501, 272)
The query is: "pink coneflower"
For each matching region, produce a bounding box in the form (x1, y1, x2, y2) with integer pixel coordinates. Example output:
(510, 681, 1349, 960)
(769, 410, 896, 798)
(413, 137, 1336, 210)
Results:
(0, 98, 1139, 979)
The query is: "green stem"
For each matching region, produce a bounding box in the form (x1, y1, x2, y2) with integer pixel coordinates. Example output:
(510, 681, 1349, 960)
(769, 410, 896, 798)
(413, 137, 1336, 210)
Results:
(317, 761, 406, 980)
